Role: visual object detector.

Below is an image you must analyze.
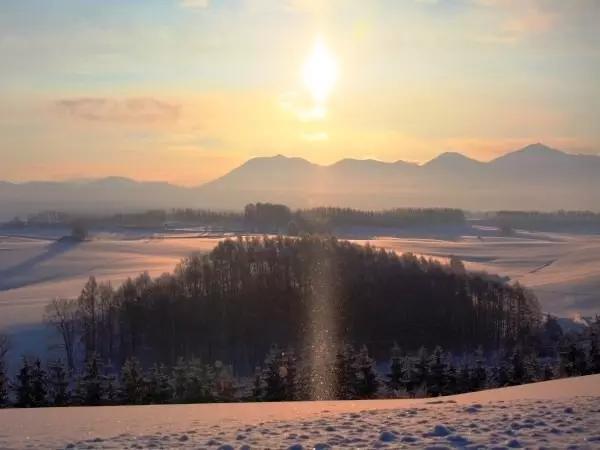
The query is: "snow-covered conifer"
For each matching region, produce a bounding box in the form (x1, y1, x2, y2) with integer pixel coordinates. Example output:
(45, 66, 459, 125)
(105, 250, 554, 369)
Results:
(354, 345, 379, 399)
(47, 359, 70, 406)
(119, 357, 145, 404)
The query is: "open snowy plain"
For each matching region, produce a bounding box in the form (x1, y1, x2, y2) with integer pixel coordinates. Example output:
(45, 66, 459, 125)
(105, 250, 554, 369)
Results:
(1, 226, 599, 364)
(0, 374, 599, 449)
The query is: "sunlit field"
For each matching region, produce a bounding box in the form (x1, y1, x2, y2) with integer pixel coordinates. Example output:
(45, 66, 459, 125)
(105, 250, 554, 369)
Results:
(1, 375, 599, 449)
(2, 224, 599, 362)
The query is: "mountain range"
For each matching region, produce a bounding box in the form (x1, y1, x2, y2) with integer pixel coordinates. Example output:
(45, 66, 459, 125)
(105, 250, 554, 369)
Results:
(1, 144, 599, 219)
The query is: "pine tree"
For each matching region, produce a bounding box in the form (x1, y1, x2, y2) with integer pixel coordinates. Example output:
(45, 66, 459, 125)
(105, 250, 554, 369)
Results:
(509, 348, 526, 385)
(588, 332, 600, 374)
(172, 357, 189, 403)
(525, 354, 540, 382)
(427, 346, 446, 397)
(444, 362, 458, 395)
(184, 359, 202, 402)
(471, 346, 487, 390)
(251, 365, 263, 401)
(560, 341, 586, 377)
(15, 358, 34, 407)
(177, 358, 213, 403)
(491, 361, 510, 388)
(0, 361, 9, 407)
(333, 344, 357, 400)
(294, 362, 313, 401)
(399, 355, 414, 395)
(410, 347, 429, 396)
(386, 342, 406, 393)
(47, 360, 70, 406)
(262, 346, 295, 401)
(276, 350, 297, 401)
(101, 360, 117, 405)
(30, 358, 48, 407)
(119, 357, 145, 405)
(457, 362, 471, 393)
(77, 354, 105, 405)
(542, 363, 555, 381)
(145, 364, 173, 404)
(354, 345, 379, 399)
(203, 362, 217, 400)
(104, 373, 117, 405)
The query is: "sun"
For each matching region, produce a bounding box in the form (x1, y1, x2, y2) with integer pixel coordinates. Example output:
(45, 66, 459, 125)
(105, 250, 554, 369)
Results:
(302, 37, 338, 105)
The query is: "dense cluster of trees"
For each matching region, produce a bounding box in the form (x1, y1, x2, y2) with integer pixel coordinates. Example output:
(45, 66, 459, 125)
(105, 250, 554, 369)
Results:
(243, 203, 466, 233)
(8, 206, 599, 236)
(1, 316, 599, 408)
(44, 236, 541, 375)
(492, 210, 600, 231)
(3, 209, 243, 230)
(4, 204, 466, 235)
(297, 206, 465, 229)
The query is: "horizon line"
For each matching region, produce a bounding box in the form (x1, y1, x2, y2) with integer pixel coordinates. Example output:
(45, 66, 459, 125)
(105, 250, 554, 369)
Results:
(0, 142, 592, 187)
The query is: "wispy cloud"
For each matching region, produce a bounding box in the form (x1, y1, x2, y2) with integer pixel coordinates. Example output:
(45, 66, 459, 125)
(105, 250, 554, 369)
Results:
(55, 98, 180, 124)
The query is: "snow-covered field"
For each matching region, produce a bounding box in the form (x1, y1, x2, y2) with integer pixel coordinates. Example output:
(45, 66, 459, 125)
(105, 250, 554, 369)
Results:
(360, 229, 600, 317)
(0, 234, 225, 364)
(0, 234, 221, 328)
(1, 228, 600, 365)
(1, 375, 599, 449)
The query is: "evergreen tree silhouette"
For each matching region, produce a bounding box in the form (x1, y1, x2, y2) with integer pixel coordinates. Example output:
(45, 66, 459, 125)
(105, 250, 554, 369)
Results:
(354, 346, 379, 399)
(386, 342, 406, 393)
(472, 346, 487, 390)
(77, 354, 105, 405)
(119, 357, 145, 405)
(334, 344, 357, 400)
(15, 358, 35, 407)
(427, 346, 446, 397)
(47, 360, 70, 406)
(0, 361, 8, 407)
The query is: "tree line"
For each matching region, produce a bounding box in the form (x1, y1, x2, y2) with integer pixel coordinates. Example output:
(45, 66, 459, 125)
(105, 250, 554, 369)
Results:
(1, 317, 599, 408)
(244, 203, 466, 233)
(7, 206, 600, 235)
(43, 236, 541, 375)
(4, 204, 465, 235)
(4, 208, 243, 230)
(491, 210, 600, 232)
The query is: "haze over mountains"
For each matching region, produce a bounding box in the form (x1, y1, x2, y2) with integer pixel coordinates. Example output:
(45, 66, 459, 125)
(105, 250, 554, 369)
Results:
(1, 144, 599, 219)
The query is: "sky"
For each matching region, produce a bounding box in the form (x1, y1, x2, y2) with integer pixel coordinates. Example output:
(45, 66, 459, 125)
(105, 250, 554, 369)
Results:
(0, 0, 599, 185)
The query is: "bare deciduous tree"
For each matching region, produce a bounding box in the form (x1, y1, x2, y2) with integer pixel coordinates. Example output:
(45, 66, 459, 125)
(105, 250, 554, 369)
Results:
(44, 298, 78, 371)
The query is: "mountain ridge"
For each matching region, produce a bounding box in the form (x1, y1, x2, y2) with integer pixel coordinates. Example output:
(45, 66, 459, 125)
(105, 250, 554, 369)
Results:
(1, 143, 599, 217)
(1, 143, 596, 186)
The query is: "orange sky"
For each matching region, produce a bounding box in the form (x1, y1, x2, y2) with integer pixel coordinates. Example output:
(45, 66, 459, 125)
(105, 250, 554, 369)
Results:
(1, 0, 599, 185)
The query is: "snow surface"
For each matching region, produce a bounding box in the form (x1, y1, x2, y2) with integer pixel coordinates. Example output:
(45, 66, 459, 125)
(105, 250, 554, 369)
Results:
(1, 229, 600, 368)
(0, 234, 226, 367)
(1, 375, 599, 449)
(2, 229, 599, 330)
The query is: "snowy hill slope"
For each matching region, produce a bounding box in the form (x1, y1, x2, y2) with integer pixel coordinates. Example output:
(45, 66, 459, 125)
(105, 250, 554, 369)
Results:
(1, 375, 599, 449)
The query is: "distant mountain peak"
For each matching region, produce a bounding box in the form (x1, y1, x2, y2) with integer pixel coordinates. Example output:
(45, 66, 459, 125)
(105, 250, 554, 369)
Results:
(436, 151, 475, 160)
(516, 143, 565, 156)
(244, 154, 313, 166)
(331, 158, 388, 167)
(521, 142, 556, 150)
(424, 151, 481, 169)
(90, 176, 137, 185)
(491, 143, 568, 165)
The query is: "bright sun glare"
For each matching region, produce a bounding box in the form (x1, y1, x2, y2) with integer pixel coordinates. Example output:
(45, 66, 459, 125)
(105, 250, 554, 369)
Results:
(302, 37, 338, 105)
